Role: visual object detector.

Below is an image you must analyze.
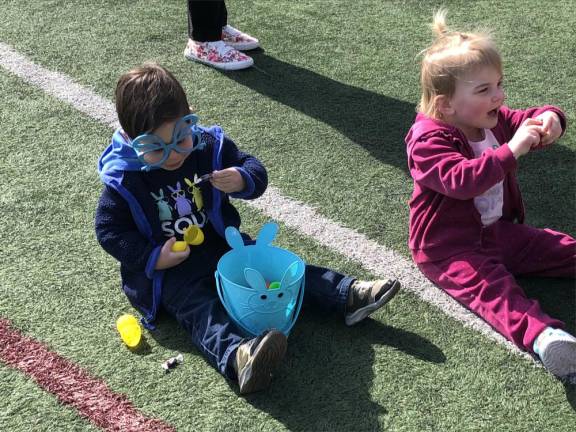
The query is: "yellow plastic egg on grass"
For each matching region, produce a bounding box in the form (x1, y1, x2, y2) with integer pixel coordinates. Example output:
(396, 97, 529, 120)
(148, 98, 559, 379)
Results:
(116, 314, 142, 348)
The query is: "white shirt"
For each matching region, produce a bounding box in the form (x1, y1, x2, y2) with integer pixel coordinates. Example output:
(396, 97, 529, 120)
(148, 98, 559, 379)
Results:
(469, 129, 503, 226)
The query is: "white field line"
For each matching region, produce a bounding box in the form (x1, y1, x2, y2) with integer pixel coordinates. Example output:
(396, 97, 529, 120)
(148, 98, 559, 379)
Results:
(0, 43, 119, 129)
(0, 41, 530, 360)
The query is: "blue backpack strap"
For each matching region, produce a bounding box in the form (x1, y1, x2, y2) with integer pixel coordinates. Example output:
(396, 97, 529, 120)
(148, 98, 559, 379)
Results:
(140, 271, 165, 330)
(206, 126, 226, 237)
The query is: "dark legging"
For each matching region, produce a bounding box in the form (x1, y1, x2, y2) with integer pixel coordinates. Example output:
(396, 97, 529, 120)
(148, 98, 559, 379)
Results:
(187, 0, 228, 42)
(161, 264, 353, 379)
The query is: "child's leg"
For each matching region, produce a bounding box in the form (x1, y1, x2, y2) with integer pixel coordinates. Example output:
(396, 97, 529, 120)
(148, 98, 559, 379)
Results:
(303, 264, 354, 315)
(303, 265, 400, 325)
(187, 0, 227, 42)
(162, 275, 287, 393)
(162, 275, 244, 379)
(483, 221, 576, 378)
(418, 252, 564, 352)
(488, 221, 576, 278)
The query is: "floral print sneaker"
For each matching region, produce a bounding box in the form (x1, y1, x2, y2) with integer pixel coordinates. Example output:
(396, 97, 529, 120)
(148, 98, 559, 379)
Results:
(184, 40, 254, 71)
(221, 25, 260, 51)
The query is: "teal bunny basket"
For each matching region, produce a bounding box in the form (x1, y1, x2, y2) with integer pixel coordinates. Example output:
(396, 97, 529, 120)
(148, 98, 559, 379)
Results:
(215, 222, 306, 337)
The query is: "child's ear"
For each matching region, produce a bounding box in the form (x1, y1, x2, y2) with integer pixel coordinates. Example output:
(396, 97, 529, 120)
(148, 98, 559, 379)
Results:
(435, 95, 455, 117)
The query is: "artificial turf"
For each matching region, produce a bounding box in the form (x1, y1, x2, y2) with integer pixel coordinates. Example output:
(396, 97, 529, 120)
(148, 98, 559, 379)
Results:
(0, 1, 575, 430)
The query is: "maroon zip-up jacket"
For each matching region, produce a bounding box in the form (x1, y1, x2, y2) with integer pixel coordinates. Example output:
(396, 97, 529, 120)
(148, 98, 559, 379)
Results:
(406, 105, 567, 263)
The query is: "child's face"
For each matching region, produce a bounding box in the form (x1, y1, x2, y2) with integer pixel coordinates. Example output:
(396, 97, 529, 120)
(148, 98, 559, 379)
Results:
(447, 66, 506, 139)
(146, 118, 194, 171)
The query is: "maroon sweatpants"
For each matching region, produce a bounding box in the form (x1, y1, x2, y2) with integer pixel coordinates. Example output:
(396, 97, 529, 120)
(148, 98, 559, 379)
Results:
(418, 220, 576, 352)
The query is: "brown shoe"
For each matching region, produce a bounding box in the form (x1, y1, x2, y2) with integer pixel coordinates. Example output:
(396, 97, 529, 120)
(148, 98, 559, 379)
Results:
(345, 279, 400, 326)
(235, 330, 287, 394)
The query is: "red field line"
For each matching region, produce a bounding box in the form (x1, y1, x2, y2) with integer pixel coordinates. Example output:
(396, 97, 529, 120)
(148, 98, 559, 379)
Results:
(0, 318, 175, 432)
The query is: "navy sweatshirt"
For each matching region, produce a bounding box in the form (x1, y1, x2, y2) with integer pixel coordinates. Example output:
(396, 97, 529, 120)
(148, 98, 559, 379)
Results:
(95, 125, 267, 328)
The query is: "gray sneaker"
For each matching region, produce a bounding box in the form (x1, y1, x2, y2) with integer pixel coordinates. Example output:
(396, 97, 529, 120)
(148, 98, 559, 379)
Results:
(345, 279, 400, 326)
(534, 328, 576, 380)
(235, 330, 287, 394)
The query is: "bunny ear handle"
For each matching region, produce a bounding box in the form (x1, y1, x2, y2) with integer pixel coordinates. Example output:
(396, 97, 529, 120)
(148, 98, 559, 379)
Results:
(280, 261, 301, 288)
(244, 268, 267, 291)
(225, 226, 245, 249)
(256, 222, 278, 247)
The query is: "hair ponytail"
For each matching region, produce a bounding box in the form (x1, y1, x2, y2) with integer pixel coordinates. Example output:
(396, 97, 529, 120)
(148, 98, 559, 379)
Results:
(417, 9, 502, 119)
(431, 9, 449, 39)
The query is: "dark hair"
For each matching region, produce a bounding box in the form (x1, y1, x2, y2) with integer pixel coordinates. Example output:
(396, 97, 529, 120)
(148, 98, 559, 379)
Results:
(115, 63, 190, 139)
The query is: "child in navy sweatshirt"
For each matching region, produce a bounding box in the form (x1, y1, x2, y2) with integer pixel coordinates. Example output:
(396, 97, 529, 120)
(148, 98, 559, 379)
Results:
(95, 63, 400, 394)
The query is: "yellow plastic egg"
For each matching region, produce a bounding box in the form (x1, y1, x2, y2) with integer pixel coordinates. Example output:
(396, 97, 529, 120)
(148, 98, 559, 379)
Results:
(184, 226, 204, 246)
(116, 314, 142, 348)
(171, 241, 188, 252)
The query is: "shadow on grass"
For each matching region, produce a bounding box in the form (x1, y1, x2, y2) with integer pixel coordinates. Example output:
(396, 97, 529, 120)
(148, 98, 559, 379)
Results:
(145, 313, 193, 351)
(126, 336, 153, 356)
(223, 53, 575, 313)
(515, 109, 576, 416)
(222, 52, 416, 174)
(149, 312, 444, 431)
(241, 315, 444, 431)
(519, 143, 576, 235)
(520, 276, 575, 410)
(519, 277, 576, 335)
(518, 142, 576, 343)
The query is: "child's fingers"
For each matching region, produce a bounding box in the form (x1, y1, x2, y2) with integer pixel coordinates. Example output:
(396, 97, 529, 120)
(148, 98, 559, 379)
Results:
(215, 167, 240, 175)
(164, 237, 189, 255)
(539, 115, 552, 134)
(173, 247, 190, 260)
(169, 244, 190, 261)
(531, 130, 551, 149)
(210, 176, 229, 187)
(211, 169, 233, 177)
(163, 236, 177, 250)
(523, 118, 543, 127)
(212, 175, 233, 185)
(540, 135, 554, 146)
(210, 168, 242, 193)
(155, 237, 190, 270)
(209, 177, 228, 191)
(525, 124, 545, 137)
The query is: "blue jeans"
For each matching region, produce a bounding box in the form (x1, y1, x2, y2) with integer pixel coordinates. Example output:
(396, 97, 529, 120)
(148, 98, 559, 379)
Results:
(161, 264, 353, 379)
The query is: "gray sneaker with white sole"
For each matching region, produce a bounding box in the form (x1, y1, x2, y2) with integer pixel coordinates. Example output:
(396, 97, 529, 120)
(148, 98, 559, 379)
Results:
(345, 279, 400, 326)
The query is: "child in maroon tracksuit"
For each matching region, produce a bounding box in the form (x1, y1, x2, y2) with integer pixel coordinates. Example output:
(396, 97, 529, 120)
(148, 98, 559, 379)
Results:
(406, 10, 576, 380)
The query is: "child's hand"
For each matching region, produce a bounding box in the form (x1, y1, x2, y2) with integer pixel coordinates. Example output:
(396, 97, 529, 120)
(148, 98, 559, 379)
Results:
(155, 237, 190, 270)
(533, 111, 562, 147)
(508, 118, 544, 159)
(210, 168, 245, 193)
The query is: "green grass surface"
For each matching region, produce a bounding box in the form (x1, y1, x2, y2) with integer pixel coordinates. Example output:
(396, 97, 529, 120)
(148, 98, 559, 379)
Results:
(1, 1, 575, 430)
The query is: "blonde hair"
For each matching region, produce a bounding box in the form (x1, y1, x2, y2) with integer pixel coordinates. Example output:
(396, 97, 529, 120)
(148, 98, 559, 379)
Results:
(418, 9, 502, 118)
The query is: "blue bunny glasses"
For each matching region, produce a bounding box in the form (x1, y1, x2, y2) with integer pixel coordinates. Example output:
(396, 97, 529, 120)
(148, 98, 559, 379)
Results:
(131, 113, 202, 171)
